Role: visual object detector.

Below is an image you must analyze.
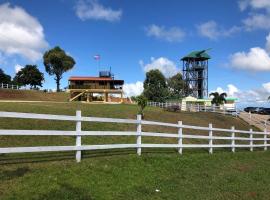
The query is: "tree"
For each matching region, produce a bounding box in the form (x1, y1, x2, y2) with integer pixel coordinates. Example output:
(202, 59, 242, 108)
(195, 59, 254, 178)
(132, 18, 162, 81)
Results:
(210, 92, 227, 106)
(43, 46, 75, 92)
(143, 69, 169, 102)
(137, 95, 147, 118)
(13, 65, 44, 89)
(0, 68, 11, 84)
(167, 73, 184, 99)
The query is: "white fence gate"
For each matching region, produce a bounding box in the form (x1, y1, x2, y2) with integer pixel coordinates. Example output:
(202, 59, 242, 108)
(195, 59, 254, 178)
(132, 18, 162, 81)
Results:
(0, 111, 269, 162)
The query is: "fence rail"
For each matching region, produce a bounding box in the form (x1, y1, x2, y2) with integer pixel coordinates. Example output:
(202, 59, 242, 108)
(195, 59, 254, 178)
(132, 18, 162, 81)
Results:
(0, 111, 268, 162)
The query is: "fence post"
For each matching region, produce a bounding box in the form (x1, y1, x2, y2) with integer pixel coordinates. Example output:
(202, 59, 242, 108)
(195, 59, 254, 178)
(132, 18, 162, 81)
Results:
(264, 127, 267, 151)
(250, 128, 253, 152)
(231, 126, 235, 153)
(209, 123, 213, 154)
(76, 110, 82, 162)
(1, 83, 2, 89)
(178, 121, 183, 154)
(137, 115, 142, 156)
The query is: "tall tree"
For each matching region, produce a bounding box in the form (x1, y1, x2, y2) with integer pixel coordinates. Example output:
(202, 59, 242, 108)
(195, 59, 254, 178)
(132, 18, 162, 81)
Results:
(13, 65, 44, 89)
(0, 68, 11, 84)
(143, 69, 169, 102)
(43, 46, 75, 92)
(210, 92, 227, 106)
(167, 73, 184, 99)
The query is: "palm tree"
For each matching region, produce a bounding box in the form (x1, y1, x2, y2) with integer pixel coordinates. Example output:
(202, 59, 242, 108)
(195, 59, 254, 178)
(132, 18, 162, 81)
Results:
(209, 92, 227, 106)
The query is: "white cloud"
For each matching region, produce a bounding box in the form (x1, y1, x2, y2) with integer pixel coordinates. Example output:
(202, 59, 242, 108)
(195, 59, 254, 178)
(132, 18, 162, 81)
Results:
(213, 83, 270, 102)
(243, 13, 270, 30)
(262, 82, 270, 92)
(123, 81, 143, 97)
(238, 0, 270, 30)
(230, 47, 270, 71)
(266, 33, 270, 52)
(14, 64, 23, 73)
(75, 0, 122, 22)
(145, 24, 186, 42)
(239, 0, 270, 11)
(197, 20, 241, 40)
(140, 57, 179, 78)
(0, 3, 48, 62)
(214, 84, 239, 97)
(229, 33, 270, 71)
(238, 0, 250, 11)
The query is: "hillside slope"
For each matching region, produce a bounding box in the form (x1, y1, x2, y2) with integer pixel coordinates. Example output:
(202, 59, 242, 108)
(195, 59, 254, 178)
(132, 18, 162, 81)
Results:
(0, 102, 266, 200)
(0, 89, 69, 102)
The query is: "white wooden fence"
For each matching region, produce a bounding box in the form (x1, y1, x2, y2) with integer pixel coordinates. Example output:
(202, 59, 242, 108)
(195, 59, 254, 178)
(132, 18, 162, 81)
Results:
(148, 101, 238, 116)
(0, 83, 38, 90)
(0, 111, 269, 163)
(0, 83, 20, 90)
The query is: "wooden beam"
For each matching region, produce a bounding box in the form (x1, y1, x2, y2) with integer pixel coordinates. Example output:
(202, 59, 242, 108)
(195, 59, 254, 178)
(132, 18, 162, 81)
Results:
(70, 91, 85, 102)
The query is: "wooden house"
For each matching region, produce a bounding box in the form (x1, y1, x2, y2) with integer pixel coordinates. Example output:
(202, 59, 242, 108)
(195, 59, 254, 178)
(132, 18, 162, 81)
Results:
(68, 71, 124, 102)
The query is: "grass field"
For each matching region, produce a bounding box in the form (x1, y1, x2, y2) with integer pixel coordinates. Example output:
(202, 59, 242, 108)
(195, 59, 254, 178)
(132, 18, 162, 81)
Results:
(0, 102, 268, 200)
(0, 89, 69, 102)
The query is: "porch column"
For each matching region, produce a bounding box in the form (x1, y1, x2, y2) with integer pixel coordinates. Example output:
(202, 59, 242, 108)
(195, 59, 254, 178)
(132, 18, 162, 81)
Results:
(104, 92, 108, 102)
(86, 92, 90, 102)
(121, 92, 123, 103)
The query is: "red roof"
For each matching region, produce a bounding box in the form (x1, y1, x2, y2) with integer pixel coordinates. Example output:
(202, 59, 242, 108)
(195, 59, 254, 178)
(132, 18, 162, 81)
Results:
(69, 76, 124, 83)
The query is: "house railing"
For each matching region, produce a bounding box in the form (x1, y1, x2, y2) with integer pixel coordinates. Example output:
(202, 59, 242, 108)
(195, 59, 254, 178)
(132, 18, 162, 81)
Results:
(68, 85, 123, 90)
(0, 111, 268, 163)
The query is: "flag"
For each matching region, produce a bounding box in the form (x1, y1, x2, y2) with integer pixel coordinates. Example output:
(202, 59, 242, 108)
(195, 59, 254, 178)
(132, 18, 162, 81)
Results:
(94, 54, 100, 60)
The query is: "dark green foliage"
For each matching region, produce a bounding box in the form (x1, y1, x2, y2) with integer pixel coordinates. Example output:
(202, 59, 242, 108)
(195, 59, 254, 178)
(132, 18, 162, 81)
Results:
(167, 73, 184, 99)
(130, 96, 138, 102)
(143, 69, 169, 102)
(0, 68, 11, 84)
(137, 95, 147, 117)
(210, 92, 227, 106)
(43, 46, 75, 92)
(13, 65, 44, 89)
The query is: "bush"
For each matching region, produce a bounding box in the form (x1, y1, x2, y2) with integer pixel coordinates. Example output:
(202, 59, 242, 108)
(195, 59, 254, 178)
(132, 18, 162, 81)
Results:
(165, 105, 180, 112)
(137, 95, 148, 118)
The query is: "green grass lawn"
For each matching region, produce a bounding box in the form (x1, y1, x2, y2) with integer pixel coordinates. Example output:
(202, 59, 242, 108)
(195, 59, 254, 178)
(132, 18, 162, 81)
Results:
(0, 102, 268, 200)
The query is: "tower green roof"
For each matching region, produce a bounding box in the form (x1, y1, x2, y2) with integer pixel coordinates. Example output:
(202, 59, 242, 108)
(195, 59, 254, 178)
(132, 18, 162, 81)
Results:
(181, 49, 211, 61)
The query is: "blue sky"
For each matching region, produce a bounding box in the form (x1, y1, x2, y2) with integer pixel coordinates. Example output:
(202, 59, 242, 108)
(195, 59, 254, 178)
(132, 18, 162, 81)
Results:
(1, 0, 270, 101)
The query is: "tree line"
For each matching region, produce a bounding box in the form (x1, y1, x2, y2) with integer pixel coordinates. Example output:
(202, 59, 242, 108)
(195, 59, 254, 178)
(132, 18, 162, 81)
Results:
(0, 46, 75, 91)
(132, 69, 185, 103)
(135, 69, 228, 116)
